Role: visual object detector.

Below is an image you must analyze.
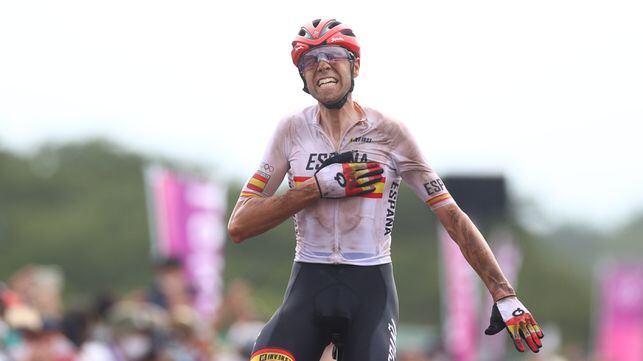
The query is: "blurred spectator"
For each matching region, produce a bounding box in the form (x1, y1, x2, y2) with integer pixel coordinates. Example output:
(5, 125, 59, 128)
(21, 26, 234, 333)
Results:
(213, 279, 257, 333)
(225, 320, 263, 360)
(3, 303, 75, 361)
(61, 309, 115, 361)
(9, 265, 65, 322)
(147, 258, 194, 313)
(158, 305, 213, 361)
(213, 279, 262, 360)
(108, 301, 170, 361)
(88, 292, 117, 344)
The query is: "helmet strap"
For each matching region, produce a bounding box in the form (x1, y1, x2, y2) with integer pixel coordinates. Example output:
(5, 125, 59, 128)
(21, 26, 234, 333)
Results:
(300, 72, 310, 94)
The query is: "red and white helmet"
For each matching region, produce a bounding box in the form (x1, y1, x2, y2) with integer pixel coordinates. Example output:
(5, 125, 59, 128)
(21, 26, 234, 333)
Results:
(291, 18, 360, 67)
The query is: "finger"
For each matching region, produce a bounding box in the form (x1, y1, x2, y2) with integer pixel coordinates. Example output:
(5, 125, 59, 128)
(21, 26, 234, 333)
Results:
(529, 316, 545, 339)
(356, 176, 383, 187)
(354, 167, 384, 179)
(354, 186, 376, 196)
(520, 325, 539, 353)
(507, 326, 525, 352)
(527, 324, 543, 348)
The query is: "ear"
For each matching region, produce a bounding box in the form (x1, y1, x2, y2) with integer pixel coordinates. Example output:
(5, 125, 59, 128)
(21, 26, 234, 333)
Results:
(352, 57, 360, 78)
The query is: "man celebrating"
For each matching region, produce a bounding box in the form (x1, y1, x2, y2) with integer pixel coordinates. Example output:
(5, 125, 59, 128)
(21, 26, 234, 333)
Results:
(228, 18, 543, 361)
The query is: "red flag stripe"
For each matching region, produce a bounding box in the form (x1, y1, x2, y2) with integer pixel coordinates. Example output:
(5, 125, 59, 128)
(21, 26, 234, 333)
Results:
(252, 173, 269, 183)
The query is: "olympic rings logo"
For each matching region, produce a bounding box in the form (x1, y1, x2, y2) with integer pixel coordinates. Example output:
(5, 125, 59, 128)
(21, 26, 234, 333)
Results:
(261, 163, 274, 173)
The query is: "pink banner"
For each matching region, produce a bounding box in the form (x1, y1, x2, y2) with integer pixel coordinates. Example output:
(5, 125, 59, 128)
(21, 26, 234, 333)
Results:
(596, 263, 643, 361)
(439, 225, 479, 361)
(145, 166, 227, 320)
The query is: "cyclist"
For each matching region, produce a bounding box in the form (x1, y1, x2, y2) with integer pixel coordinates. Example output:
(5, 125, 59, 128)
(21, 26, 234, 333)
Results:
(228, 18, 544, 361)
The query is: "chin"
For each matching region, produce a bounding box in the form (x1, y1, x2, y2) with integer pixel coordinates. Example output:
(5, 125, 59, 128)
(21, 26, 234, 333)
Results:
(314, 90, 345, 103)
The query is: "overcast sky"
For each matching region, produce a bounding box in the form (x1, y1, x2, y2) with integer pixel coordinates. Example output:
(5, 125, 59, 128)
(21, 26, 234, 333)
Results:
(1, 0, 642, 231)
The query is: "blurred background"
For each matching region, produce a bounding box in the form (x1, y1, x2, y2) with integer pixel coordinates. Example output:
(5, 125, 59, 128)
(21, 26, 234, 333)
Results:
(1, 1, 642, 360)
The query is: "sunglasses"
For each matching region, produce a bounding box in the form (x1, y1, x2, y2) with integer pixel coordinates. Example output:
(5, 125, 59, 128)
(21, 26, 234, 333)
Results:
(297, 46, 355, 73)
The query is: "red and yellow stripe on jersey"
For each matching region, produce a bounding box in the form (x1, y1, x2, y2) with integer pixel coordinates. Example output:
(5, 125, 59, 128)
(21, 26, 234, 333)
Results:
(293, 176, 386, 198)
(240, 191, 263, 198)
(426, 193, 453, 210)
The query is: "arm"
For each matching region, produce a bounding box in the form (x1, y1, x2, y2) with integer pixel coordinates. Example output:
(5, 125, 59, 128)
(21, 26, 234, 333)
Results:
(387, 119, 515, 301)
(436, 203, 544, 352)
(434, 203, 515, 302)
(229, 152, 383, 243)
(227, 178, 319, 243)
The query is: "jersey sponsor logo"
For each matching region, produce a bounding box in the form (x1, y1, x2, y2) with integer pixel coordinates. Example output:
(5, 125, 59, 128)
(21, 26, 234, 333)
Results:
(385, 181, 399, 235)
(423, 179, 445, 196)
(250, 348, 296, 361)
(246, 170, 271, 193)
(349, 136, 372, 144)
(387, 318, 398, 361)
(305, 151, 369, 171)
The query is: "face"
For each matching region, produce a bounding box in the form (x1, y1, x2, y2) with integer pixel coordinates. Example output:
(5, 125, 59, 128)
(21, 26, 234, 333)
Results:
(300, 47, 360, 104)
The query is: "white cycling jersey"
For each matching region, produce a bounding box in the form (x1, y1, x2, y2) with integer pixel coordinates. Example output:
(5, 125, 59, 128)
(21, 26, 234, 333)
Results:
(240, 102, 456, 265)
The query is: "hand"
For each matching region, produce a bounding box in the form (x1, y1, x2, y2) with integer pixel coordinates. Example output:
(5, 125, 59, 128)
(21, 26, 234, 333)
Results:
(485, 296, 544, 353)
(314, 152, 384, 199)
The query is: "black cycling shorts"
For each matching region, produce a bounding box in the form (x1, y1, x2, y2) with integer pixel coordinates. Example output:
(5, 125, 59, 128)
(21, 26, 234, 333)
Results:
(250, 262, 399, 361)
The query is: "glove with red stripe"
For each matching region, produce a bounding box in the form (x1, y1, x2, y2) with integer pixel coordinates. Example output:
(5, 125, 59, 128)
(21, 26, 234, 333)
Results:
(314, 152, 384, 199)
(485, 296, 544, 353)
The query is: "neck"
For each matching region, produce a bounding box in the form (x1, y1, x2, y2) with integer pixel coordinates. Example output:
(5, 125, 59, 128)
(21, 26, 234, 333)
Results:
(318, 96, 361, 147)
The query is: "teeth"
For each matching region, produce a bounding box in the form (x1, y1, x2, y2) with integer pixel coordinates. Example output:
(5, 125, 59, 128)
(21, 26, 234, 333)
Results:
(317, 78, 337, 86)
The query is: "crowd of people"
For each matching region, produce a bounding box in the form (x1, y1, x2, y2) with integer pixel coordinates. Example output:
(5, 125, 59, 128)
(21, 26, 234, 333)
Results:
(0, 262, 265, 361)
(0, 262, 438, 361)
(1, 263, 576, 361)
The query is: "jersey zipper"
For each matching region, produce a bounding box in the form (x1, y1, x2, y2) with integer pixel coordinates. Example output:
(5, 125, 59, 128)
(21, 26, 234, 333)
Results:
(312, 122, 340, 262)
(313, 114, 364, 264)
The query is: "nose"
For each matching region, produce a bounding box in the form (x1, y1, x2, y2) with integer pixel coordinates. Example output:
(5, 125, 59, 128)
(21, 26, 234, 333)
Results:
(315, 58, 331, 72)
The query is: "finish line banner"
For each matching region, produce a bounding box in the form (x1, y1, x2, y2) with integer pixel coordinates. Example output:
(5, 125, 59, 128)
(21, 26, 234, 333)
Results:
(144, 165, 227, 320)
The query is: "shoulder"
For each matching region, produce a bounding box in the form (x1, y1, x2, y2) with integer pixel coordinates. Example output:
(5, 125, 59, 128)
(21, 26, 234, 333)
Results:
(360, 104, 409, 139)
(267, 105, 318, 151)
(276, 105, 318, 131)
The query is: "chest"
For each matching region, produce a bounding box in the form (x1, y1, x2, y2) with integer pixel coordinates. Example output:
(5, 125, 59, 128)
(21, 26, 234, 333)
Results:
(288, 124, 395, 178)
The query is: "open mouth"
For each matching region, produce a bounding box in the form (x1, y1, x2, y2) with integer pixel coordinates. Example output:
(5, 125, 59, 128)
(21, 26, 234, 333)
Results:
(317, 77, 338, 87)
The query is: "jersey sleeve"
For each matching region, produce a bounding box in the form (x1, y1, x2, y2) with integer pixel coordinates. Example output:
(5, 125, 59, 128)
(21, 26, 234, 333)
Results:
(240, 117, 291, 198)
(390, 120, 456, 211)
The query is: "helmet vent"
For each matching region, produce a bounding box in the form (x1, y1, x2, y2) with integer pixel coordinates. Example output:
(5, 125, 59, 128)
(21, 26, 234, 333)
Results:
(312, 19, 321, 27)
(340, 29, 355, 37)
(298, 29, 306, 36)
(328, 21, 341, 29)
